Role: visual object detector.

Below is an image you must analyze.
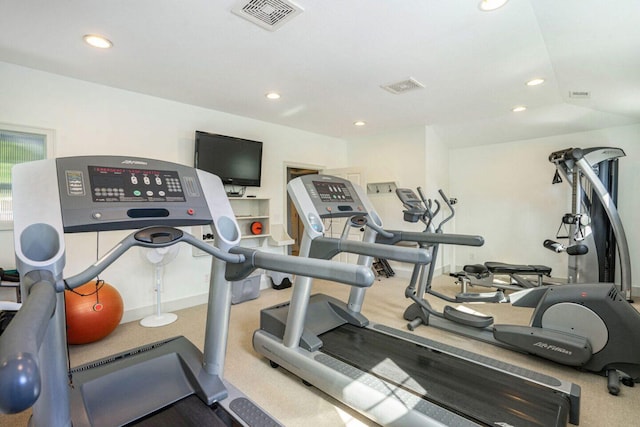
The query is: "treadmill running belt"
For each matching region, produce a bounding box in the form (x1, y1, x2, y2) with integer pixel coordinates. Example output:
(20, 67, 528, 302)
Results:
(128, 395, 228, 427)
(320, 324, 570, 427)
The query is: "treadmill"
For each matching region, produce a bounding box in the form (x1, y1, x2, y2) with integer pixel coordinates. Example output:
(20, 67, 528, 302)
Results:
(0, 156, 374, 426)
(254, 174, 581, 426)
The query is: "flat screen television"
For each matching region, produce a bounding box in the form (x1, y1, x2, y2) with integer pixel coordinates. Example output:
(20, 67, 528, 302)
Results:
(194, 131, 263, 187)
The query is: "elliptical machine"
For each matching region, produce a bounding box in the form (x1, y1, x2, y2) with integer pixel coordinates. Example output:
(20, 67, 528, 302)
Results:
(404, 280, 640, 395)
(403, 149, 640, 396)
(396, 187, 507, 304)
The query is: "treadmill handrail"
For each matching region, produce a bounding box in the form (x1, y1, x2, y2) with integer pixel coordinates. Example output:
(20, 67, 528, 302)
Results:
(227, 246, 375, 288)
(376, 230, 485, 247)
(0, 276, 56, 414)
(308, 236, 431, 265)
(64, 226, 246, 289)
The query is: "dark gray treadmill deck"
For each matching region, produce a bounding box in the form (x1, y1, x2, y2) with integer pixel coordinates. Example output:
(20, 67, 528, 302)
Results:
(128, 395, 228, 427)
(128, 395, 281, 427)
(320, 324, 570, 427)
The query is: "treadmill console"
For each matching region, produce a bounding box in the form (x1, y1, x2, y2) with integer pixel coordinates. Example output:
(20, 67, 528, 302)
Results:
(395, 188, 424, 223)
(56, 156, 213, 232)
(86, 166, 185, 203)
(396, 188, 422, 209)
(298, 175, 366, 218)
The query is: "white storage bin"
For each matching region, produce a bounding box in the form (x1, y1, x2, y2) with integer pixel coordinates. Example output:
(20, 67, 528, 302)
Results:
(231, 274, 261, 304)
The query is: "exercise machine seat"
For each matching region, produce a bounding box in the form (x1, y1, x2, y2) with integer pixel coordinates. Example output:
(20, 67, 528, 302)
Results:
(484, 262, 552, 276)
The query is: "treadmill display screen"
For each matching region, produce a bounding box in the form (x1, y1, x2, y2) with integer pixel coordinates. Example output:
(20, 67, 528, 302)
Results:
(88, 166, 186, 203)
(312, 181, 354, 203)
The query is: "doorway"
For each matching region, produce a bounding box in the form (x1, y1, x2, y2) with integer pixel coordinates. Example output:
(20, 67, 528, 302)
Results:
(286, 166, 363, 257)
(286, 166, 319, 255)
(287, 166, 320, 256)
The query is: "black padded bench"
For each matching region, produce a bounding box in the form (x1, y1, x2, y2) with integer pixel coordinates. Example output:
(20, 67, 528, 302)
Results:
(456, 262, 553, 290)
(484, 262, 552, 276)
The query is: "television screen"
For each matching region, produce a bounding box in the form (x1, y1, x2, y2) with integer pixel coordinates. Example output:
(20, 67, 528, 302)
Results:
(194, 131, 263, 187)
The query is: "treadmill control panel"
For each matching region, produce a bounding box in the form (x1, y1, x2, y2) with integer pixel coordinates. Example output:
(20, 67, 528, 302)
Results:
(56, 156, 213, 232)
(297, 175, 367, 219)
(86, 166, 186, 203)
(313, 181, 354, 203)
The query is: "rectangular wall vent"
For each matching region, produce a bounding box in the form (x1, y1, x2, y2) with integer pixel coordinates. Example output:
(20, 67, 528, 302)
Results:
(569, 90, 591, 99)
(232, 0, 303, 31)
(381, 77, 425, 95)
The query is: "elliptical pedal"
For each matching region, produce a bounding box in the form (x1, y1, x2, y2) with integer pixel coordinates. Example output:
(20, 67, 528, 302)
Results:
(456, 291, 507, 303)
(443, 306, 493, 328)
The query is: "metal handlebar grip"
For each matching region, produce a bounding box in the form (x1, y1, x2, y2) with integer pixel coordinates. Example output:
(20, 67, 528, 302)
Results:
(0, 280, 56, 413)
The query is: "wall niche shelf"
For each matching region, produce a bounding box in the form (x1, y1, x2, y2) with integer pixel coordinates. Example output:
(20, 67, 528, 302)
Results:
(366, 181, 398, 195)
(192, 198, 292, 257)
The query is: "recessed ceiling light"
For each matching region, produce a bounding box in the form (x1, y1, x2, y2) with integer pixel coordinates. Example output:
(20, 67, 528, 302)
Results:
(526, 78, 545, 86)
(354, 121, 366, 127)
(83, 34, 113, 49)
(265, 92, 281, 100)
(479, 0, 509, 11)
(512, 106, 527, 112)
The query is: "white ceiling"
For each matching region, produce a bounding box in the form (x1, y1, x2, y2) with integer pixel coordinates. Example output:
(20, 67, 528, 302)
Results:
(1, 0, 639, 147)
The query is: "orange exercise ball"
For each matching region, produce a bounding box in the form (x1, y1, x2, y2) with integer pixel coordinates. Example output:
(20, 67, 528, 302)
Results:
(65, 280, 124, 345)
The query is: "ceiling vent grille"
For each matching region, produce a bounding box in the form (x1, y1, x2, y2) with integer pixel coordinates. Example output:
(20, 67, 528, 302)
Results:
(569, 90, 591, 99)
(381, 77, 425, 95)
(232, 0, 304, 31)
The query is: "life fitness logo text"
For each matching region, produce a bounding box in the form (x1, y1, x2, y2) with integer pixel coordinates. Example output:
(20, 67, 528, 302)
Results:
(121, 160, 148, 165)
(533, 341, 573, 355)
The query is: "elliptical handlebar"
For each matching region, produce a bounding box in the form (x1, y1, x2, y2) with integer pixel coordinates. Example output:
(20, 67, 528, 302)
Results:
(416, 187, 439, 230)
(436, 189, 455, 231)
(412, 187, 456, 233)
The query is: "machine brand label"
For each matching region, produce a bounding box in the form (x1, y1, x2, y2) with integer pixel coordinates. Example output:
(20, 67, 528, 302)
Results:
(533, 341, 572, 355)
(121, 159, 148, 165)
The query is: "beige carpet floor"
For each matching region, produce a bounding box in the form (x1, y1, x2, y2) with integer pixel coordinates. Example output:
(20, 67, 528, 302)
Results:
(2, 275, 639, 426)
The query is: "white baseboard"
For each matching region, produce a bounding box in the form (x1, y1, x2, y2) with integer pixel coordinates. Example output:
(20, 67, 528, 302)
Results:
(388, 264, 451, 280)
(121, 271, 639, 324)
(121, 292, 210, 324)
(121, 274, 273, 324)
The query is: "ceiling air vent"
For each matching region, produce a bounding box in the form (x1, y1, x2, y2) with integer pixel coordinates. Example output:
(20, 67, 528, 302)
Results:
(381, 78, 425, 95)
(232, 0, 304, 31)
(569, 90, 591, 99)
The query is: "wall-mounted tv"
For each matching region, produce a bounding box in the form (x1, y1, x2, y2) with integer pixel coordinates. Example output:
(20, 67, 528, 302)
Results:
(194, 131, 263, 187)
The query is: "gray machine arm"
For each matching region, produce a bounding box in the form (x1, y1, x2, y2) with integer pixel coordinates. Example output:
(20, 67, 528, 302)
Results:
(226, 246, 375, 288)
(376, 230, 485, 247)
(308, 236, 431, 265)
(562, 148, 633, 300)
(0, 272, 57, 414)
(65, 226, 246, 288)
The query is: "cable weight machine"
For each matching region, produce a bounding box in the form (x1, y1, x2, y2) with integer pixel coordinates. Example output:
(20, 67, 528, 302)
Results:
(547, 147, 632, 302)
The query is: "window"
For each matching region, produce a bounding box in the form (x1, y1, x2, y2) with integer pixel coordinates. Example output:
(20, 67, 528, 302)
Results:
(0, 124, 54, 229)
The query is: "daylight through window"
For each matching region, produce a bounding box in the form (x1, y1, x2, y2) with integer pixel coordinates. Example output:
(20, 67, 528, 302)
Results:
(0, 128, 48, 224)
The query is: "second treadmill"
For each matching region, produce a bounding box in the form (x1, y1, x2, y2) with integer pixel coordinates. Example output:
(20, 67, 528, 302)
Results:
(254, 174, 581, 427)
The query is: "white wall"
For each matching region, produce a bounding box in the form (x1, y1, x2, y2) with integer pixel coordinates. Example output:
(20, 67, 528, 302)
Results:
(450, 124, 639, 293)
(2, 60, 637, 312)
(347, 126, 426, 230)
(346, 125, 452, 276)
(0, 61, 349, 319)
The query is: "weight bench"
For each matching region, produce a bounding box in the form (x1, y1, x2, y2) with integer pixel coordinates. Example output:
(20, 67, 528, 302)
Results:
(452, 261, 553, 293)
